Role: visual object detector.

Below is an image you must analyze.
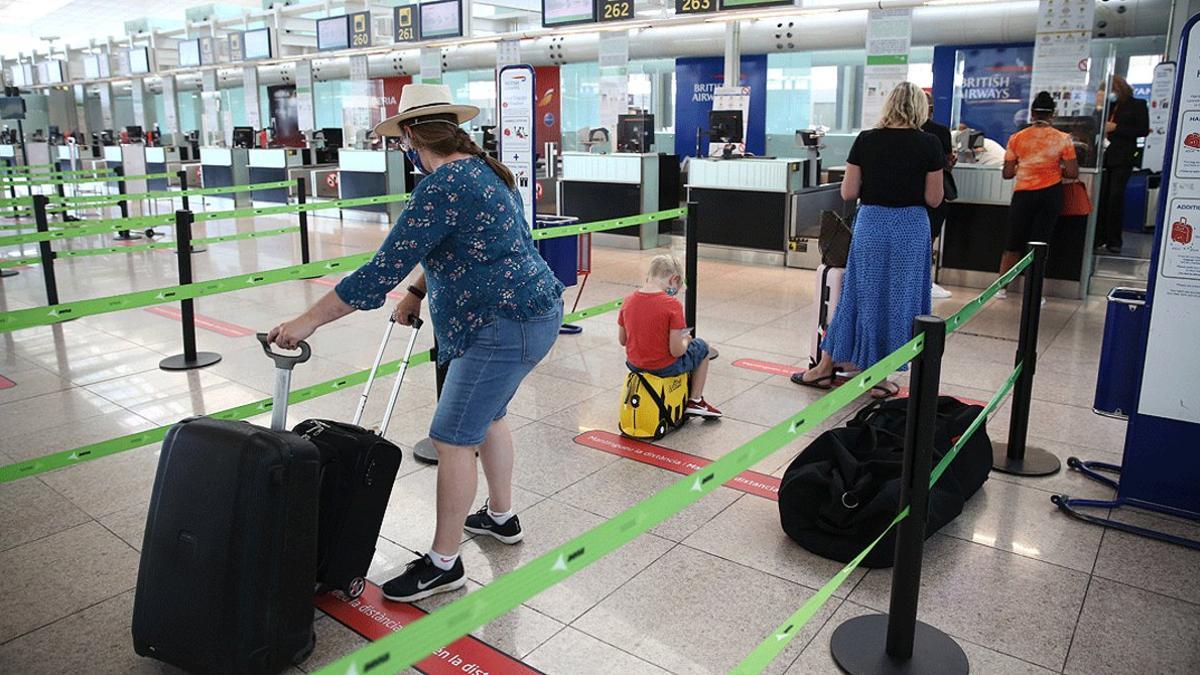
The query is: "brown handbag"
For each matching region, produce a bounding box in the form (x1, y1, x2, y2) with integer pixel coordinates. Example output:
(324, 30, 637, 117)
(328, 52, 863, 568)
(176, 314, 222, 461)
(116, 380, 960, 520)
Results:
(1061, 181, 1091, 217)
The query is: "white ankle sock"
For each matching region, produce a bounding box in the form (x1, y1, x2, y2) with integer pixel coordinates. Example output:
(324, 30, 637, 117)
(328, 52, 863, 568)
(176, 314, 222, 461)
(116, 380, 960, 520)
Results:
(429, 550, 459, 571)
(689, 397, 702, 403)
(487, 507, 513, 525)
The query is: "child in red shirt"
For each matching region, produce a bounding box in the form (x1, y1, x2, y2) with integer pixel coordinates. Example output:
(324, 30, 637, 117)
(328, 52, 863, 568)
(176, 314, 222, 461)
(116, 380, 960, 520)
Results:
(617, 255, 721, 418)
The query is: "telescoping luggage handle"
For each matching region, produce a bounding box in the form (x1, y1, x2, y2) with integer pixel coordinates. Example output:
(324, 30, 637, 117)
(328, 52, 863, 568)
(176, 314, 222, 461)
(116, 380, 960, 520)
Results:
(256, 333, 312, 432)
(354, 315, 424, 436)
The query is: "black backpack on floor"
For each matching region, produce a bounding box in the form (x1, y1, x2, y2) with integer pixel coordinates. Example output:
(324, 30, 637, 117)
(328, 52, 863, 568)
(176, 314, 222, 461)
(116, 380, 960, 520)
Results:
(777, 397, 990, 568)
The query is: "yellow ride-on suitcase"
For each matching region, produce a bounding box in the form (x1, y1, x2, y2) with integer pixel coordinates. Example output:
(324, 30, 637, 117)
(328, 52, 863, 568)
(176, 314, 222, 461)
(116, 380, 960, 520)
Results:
(620, 370, 690, 440)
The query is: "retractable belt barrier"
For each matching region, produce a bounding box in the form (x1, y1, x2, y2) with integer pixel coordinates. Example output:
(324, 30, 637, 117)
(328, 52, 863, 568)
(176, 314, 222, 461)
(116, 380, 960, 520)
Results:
(0, 191, 412, 248)
(0, 179, 300, 225)
(312, 252, 1035, 675)
(0, 206, 680, 302)
(0, 170, 171, 187)
(0, 297, 623, 484)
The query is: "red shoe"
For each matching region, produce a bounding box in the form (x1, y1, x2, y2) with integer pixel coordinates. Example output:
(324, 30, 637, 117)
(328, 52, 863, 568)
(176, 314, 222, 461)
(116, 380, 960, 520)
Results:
(686, 398, 723, 418)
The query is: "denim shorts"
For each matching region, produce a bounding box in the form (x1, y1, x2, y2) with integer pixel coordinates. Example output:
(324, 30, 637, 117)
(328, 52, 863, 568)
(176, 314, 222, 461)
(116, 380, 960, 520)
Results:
(630, 337, 709, 378)
(429, 302, 562, 446)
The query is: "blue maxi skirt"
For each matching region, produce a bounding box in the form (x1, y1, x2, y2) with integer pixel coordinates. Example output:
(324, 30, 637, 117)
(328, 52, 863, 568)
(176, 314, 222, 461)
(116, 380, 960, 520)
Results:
(821, 204, 932, 372)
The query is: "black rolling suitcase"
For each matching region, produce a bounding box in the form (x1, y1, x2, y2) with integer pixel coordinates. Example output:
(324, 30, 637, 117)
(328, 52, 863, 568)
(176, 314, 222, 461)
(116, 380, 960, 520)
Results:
(296, 317, 421, 598)
(132, 337, 321, 675)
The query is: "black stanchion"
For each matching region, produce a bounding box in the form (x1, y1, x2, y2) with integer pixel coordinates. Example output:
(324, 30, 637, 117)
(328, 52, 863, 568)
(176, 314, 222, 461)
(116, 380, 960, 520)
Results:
(685, 200, 698, 334)
(993, 241, 1059, 476)
(830, 315, 968, 675)
(413, 339, 448, 465)
(176, 170, 204, 253)
(113, 167, 142, 241)
(159, 209, 221, 371)
(33, 195, 59, 304)
(297, 177, 311, 265)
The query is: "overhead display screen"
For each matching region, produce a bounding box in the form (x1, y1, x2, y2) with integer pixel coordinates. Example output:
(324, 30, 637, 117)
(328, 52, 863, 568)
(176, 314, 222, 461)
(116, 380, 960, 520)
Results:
(419, 0, 463, 40)
(349, 11, 371, 48)
(130, 47, 150, 74)
(243, 28, 273, 60)
(178, 39, 201, 68)
(317, 16, 350, 52)
(542, 0, 595, 27)
(83, 55, 100, 79)
(719, 0, 793, 8)
(42, 61, 64, 84)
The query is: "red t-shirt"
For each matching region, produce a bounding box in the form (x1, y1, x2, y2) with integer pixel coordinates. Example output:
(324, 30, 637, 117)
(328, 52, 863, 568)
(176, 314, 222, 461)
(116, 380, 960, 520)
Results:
(618, 290, 686, 371)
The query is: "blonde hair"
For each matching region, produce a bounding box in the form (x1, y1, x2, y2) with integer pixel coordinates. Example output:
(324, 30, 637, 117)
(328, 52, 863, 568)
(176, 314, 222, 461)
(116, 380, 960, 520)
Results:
(646, 254, 684, 283)
(877, 82, 929, 130)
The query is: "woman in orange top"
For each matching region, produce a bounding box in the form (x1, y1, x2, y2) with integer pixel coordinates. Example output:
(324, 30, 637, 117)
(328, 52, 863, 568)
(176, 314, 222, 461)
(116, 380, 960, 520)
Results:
(998, 91, 1080, 297)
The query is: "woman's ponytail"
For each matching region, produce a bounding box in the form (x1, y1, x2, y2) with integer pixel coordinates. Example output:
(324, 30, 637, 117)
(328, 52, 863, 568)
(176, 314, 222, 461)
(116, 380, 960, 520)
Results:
(406, 115, 517, 190)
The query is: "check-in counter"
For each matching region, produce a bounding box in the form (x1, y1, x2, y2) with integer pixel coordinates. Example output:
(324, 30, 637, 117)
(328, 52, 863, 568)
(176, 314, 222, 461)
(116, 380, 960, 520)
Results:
(102, 145, 123, 176)
(941, 164, 1097, 298)
(200, 147, 251, 208)
(143, 146, 186, 190)
(248, 147, 337, 203)
(337, 149, 413, 221)
(25, 142, 51, 168)
(686, 157, 810, 264)
(0, 144, 21, 169)
(559, 152, 681, 250)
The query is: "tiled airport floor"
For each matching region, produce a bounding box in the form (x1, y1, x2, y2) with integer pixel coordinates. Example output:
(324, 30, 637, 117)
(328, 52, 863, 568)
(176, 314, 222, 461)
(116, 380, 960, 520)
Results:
(1, 199, 1197, 674)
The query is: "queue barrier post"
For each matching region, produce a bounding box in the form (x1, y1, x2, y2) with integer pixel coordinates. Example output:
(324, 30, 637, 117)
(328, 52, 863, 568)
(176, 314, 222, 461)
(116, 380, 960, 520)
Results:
(113, 167, 141, 241)
(992, 241, 1059, 476)
(177, 171, 204, 254)
(829, 315, 968, 675)
(159, 209, 221, 372)
(0, 181, 18, 276)
(413, 339, 448, 465)
(297, 177, 311, 265)
(685, 200, 698, 334)
(33, 195, 59, 304)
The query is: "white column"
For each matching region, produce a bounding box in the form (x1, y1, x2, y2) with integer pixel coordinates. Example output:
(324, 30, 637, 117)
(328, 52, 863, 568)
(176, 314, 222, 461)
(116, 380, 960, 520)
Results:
(723, 21, 741, 91)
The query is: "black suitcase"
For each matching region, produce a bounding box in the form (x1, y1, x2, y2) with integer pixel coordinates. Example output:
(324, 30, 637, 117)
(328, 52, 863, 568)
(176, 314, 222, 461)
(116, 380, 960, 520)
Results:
(296, 317, 421, 598)
(132, 338, 321, 674)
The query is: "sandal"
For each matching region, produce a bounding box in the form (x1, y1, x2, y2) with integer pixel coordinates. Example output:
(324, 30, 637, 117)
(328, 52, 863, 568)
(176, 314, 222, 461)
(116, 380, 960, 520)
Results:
(869, 382, 900, 400)
(791, 371, 837, 390)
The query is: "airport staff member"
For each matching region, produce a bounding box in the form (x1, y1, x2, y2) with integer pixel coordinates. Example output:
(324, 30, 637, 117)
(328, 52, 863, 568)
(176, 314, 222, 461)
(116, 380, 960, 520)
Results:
(268, 84, 564, 603)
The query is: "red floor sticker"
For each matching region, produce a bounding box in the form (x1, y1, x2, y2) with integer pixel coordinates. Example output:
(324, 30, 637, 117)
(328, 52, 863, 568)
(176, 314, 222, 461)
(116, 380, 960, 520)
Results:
(731, 358, 802, 377)
(574, 430, 781, 501)
(0, 374, 14, 390)
(315, 581, 543, 675)
(143, 306, 255, 337)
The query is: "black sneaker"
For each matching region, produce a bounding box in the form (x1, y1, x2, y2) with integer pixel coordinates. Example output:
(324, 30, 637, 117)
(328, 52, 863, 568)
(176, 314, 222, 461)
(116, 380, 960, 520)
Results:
(464, 503, 524, 544)
(380, 554, 466, 603)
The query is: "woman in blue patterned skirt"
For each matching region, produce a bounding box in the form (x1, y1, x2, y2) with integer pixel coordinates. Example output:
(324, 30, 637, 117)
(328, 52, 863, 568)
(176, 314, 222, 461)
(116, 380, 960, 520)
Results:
(794, 82, 944, 398)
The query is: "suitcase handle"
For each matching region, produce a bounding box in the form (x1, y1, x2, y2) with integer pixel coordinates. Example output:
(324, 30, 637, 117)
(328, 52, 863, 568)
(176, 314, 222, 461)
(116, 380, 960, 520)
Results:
(353, 315, 422, 434)
(256, 333, 312, 371)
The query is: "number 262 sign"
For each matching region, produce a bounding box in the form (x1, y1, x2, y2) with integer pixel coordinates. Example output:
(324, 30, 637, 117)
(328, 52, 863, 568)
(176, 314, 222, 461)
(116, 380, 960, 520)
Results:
(600, 0, 634, 21)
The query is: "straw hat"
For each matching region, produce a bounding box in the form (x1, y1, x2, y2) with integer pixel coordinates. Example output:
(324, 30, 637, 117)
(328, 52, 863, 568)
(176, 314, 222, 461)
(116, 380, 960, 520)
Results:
(374, 83, 479, 137)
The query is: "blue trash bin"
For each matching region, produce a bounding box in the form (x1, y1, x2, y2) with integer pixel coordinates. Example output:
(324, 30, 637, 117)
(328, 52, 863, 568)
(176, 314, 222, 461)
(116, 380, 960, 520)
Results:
(535, 215, 579, 289)
(1093, 287, 1149, 419)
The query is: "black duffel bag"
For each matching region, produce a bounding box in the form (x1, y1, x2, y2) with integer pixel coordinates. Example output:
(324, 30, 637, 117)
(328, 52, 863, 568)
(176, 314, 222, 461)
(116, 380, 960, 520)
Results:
(778, 397, 991, 568)
(848, 396, 991, 499)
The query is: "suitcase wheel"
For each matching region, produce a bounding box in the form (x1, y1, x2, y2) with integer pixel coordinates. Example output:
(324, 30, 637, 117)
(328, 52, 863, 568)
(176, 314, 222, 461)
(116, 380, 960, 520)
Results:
(347, 577, 366, 599)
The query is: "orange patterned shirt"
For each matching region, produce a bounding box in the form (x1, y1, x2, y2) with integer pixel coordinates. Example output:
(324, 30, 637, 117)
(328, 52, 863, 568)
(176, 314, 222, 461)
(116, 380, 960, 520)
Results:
(1004, 124, 1076, 192)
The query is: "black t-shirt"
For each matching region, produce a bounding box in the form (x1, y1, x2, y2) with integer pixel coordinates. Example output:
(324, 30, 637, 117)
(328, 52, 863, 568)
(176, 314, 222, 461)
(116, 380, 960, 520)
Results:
(921, 119, 953, 159)
(847, 128, 944, 207)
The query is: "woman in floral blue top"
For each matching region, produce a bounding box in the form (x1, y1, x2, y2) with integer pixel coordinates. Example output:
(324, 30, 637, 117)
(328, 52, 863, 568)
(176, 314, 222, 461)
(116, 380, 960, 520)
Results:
(268, 84, 563, 603)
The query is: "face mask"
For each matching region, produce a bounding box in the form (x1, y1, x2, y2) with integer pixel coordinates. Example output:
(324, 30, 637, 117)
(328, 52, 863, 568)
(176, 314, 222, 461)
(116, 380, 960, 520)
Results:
(1108, 93, 1118, 103)
(401, 134, 428, 175)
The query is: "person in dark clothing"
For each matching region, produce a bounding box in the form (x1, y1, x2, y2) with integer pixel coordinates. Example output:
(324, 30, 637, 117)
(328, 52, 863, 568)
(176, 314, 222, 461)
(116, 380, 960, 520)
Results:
(922, 93, 955, 299)
(1094, 75, 1150, 255)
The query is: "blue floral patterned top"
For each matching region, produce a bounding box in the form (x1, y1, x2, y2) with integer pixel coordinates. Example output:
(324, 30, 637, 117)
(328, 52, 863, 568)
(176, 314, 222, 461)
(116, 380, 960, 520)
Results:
(335, 156, 564, 364)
